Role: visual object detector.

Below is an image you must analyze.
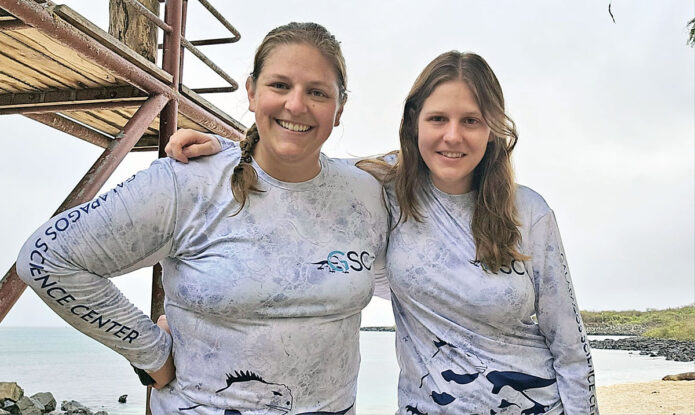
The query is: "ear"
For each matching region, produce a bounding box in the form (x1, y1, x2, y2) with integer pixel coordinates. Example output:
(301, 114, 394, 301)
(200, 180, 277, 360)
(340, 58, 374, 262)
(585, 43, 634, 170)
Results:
(334, 94, 347, 127)
(246, 77, 257, 112)
(334, 104, 344, 127)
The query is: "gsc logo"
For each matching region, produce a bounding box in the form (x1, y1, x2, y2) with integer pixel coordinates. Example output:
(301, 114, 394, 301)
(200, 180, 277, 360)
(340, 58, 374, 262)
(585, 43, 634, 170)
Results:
(469, 259, 527, 275)
(312, 250, 375, 273)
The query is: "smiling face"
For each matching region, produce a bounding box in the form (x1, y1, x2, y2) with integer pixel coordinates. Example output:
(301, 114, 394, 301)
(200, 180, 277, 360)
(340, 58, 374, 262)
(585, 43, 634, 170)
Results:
(417, 80, 491, 195)
(247, 42, 344, 182)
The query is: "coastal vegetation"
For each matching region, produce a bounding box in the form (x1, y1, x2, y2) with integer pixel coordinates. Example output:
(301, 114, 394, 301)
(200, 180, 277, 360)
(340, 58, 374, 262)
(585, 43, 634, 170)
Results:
(581, 305, 695, 341)
(362, 306, 695, 342)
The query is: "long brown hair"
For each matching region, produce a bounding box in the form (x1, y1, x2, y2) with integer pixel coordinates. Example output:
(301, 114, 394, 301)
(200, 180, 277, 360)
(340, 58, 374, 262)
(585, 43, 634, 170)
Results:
(362, 51, 527, 272)
(231, 22, 348, 213)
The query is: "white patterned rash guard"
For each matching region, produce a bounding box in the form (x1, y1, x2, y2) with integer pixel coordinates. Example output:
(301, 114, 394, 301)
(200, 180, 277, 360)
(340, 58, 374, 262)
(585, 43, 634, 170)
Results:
(385, 180, 598, 415)
(16, 141, 389, 415)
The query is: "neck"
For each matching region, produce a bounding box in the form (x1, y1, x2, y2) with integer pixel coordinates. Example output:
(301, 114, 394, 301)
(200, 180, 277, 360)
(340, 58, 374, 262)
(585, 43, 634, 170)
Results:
(253, 148, 322, 183)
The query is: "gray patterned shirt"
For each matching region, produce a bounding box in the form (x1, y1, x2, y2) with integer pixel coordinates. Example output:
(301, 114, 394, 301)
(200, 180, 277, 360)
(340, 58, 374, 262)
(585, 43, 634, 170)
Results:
(385, 181, 598, 415)
(17, 142, 388, 415)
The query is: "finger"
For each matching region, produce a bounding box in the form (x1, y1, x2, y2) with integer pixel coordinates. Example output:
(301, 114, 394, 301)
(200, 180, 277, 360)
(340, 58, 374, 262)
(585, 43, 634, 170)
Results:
(169, 140, 189, 163)
(164, 142, 175, 158)
(156, 315, 171, 333)
(183, 142, 216, 158)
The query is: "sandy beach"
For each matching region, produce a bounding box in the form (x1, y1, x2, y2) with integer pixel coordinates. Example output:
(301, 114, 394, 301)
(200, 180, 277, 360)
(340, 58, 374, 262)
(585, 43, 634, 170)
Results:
(597, 380, 695, 415)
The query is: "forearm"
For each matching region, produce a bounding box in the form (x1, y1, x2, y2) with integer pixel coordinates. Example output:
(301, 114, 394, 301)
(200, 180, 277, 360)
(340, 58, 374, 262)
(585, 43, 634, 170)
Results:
(16, 161, 178, 370)
(532, 212, 598, 414)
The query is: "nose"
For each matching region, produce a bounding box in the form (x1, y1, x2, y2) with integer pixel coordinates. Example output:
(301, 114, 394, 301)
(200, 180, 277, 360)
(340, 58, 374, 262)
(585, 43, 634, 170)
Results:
(284, 88, 307, 114)
(443, 122, 463, 143)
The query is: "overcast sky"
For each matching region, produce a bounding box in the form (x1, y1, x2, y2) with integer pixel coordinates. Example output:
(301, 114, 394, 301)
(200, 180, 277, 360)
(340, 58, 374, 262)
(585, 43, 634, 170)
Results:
(1, 1, 693, 327)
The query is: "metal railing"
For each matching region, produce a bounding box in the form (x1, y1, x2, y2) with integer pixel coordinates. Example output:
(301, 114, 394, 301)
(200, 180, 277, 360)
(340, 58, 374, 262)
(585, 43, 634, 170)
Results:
(126, 0, 240, 93)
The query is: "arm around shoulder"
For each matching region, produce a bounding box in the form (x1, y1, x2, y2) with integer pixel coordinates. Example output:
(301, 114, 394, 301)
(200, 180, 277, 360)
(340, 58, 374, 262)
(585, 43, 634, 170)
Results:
(165, 128, 224, 163)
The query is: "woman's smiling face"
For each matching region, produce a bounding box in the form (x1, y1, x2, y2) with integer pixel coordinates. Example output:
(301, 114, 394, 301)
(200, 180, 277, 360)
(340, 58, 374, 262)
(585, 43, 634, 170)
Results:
(247, 42, 344, 182)
(417, 80, 491, 194)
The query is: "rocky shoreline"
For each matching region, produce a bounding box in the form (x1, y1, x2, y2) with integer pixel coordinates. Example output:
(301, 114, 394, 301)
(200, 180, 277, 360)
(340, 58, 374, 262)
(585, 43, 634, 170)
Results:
(583, 322, 694, 362)
(361, 326, 695, 362)
(0, 382, 115, 415)
(589, 337, 695, 362)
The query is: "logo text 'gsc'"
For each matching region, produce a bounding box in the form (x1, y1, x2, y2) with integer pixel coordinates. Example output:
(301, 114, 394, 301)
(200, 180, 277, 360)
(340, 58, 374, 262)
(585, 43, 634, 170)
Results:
(312, 250, 375, 274)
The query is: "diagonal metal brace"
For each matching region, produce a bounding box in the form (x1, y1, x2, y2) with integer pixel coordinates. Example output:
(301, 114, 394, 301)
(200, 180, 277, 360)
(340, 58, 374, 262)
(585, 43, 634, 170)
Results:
(0, 94, 170, 322)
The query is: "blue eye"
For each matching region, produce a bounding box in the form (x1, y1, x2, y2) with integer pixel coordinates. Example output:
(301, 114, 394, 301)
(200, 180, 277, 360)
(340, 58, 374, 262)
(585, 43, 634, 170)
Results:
(270, 82, 289, 90)
(310, 89, 328, 98)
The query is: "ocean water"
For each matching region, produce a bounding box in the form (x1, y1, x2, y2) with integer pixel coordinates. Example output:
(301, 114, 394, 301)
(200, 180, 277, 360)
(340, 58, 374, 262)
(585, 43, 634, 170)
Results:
(0, 328, 693, 415)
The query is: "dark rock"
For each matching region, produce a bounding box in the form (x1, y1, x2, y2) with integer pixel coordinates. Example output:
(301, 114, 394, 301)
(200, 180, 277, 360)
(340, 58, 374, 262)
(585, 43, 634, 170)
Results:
(30, 392, 56, 412)
(118, 394, 127, 403)
(589, 337, 695, 362)
(61, 400, 93, 415)
(1, 401, 18, 415)
(0, 383, 23, 403)
(16, 396, 44, 415)
(94, 411, 109, 415)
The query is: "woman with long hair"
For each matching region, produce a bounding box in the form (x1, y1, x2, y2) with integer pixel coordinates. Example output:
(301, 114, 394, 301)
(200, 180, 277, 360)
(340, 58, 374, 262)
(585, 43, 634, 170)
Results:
(172, 50, 598, 414)
(17, 22, 388, 415)
(374, 51, 597, 415)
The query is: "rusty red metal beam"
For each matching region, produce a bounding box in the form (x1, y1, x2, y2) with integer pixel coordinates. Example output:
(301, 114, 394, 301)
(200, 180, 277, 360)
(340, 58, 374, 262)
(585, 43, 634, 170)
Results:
(148, 0, 182, 326)
(162, 0, 182, 88)
(0, 19, 29, 30)
(1, 101, 148, 116)
(24, 113, 111, 148)
(146, 0, 183, 410)
(0, 0, 243, 140)
(122, 0, 172, 33)
(0, 85, 147, 110)
(0, 101, 142, 115)
(180, 37, 238, 91)
(197, 0, 240, 42)
(0, 94, 169, 323)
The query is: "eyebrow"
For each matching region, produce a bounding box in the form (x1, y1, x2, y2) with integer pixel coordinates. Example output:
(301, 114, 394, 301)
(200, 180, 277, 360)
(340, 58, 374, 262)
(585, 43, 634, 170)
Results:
(264, 73, 336, 90)
(422, 110, 483, 117)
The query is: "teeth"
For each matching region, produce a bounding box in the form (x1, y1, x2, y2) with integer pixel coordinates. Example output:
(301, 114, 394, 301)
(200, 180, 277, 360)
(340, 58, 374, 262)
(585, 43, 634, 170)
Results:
(277, 120, 311, 132)
(440, 151, 464, 158)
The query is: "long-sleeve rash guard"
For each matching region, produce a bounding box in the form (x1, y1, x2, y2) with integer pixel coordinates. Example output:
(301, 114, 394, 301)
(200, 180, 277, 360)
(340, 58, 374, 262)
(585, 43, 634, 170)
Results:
(17, 141, 389, 415)
(213, 136, 598, 414)
(385, 181, 598, 415)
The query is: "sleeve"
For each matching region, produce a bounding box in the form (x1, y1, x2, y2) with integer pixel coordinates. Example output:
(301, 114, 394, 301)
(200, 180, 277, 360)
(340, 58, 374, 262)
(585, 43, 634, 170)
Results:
(213, 134, 236, 152)
(371, 252, 390, 301)
(530, 211, 599, 415)
(15, 159, 178, 372)
(372, 187, 391, 301)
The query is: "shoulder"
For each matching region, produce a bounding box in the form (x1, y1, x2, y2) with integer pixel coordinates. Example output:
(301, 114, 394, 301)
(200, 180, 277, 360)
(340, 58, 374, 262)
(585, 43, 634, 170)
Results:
(323, 155, 383, 190)
(164, 140, 240, 181)
(151, 143, 240, 209)
(322, 156, 388, 217)
(515, 184, 553, 225)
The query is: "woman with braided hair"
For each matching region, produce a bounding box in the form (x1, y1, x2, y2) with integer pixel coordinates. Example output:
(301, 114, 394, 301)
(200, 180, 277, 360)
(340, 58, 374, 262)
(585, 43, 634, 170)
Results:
(172, 51, 598, 414)
(16, 22, 388, 414)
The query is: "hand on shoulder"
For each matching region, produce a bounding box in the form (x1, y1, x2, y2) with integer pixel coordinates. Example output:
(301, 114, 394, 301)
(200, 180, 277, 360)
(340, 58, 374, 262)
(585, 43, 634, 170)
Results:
(165, 129, 222, 163)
